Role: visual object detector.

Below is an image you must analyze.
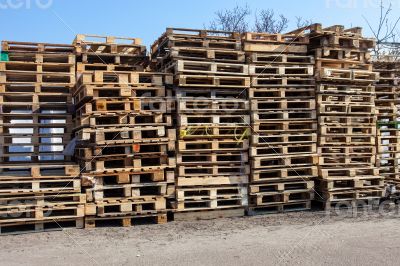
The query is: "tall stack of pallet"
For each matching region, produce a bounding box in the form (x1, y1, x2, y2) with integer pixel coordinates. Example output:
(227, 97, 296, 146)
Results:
(0, 41, 84, 233)
(305, 24, 384, 209)
(242, 32, 317, 215)
(373, 61, 400, 187)
(72, 35, 175, 228)
(151, 28, 250, 220)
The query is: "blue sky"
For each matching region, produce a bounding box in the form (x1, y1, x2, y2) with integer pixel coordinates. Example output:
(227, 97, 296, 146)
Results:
(0, 0, 397, 47)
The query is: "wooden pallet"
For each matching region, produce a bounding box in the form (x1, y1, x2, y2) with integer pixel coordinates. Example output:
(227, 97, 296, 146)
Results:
(318, 115, 376, 126)
(0, 71, 75, 85)
(176, 175, 248, 187)
(252, 121, 317, 134)
(249, 180, 314, 193)
(251, 166, 318, 183)
(76, 71, 172, 87)
(177, 98, 249, 113)
(251, 110, 317, 122)
(76, 127, 175, 144)
(151, 28, 241, 56)
(247, 53, 314, 65)
(73, 85, 167, 106)
(79, 155, 175, 173)
(249, 65, 314, 77)
(176, 185, 247, 200)
(178, 125, 249, 139)
(172, 197, 247, 212)
(0, 151, 70, 162)
(0, 133, 70, 148)
(74, 113, 172, 129)
(4, 52, 75, 64)
(74, 34, 142, 45)
(0, 193, 86, 206)
(318, 93, 374, 104)
(0, 83, 73, 94)
(318, 189, 384, 202)
(2, 41, 74, 54)
(249, 87, 315, 99)
(0, 153, 71, 164)
(317, 84, 375, 95)
(319, 135, 375, 146)
(76, 97, 170, 116)
(74, 34, 145, 54)
(178, 139, 249, 152)
(76, 142, 174, 160)
(0, 218, 84, 235)
(250, 143, 317, 157)
(309, 35, 375, 52)
(315, 59, 372, 72)
(175, 87, 248, 99)
(312, 47, 370, 62)
(322, 156, 374, 167)
(0, 93, 72, 107)
(76, 62, 142, 72)
(0, 164, 79, 178)
(85, 197, 166, 216)
(0, 61, 75, 74)
(81, 170, 174, 187)
(317, 68, 378, 82)
(319, 167, 379, 178)
(177, 152, 248, 165)
(172, 208, 245, 221)
(252, 154, 318, 169)
(157, 47, 246, 63)
(314, 199, 380, 211)
(85, 182, 169, 201)
(247, 201, 311, 215)
(178, 164, 250, 177)
(319, 125, 376, 135)
(79, 53, 147, 67)
(251, 77, 314, 87)
(318, 104, 375, 115)
(0, 204, 84, 224)
(0, 178, 81, 195)
(243, 32, 309, 44)
(242, 32, 308, 53)
(178, 114, 250, 126)
(318, 146, 376, 156)
(84, 213, 167, 228)
(251, 133, 317, 145)
(249, 191, 314, 207)
(251, 99, 315, 111)
(177, 74, 250, 88)
(315, 177, 384, 191)
(167, 60, 249, 76)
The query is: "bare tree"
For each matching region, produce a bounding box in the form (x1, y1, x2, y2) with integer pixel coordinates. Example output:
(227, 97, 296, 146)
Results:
(363, 0, 400, 59)
(254, 9, 289, 33)
(295, 16, 313, 28)
(207, 4, 311, 35)
(208, 4, 251, 33)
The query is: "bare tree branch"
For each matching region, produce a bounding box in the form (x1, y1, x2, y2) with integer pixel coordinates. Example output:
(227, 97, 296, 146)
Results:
(208, 4, 251, 33)
(254, 9, 289, 33)
(363, 0, 400, 59)
(295, 17, 313, 28)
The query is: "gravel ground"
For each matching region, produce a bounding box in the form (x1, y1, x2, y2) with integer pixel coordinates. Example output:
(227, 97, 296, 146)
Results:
(1, 210, 400, 266)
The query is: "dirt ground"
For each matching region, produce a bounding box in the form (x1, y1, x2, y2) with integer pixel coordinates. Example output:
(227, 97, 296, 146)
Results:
(1, 210, 400, 266)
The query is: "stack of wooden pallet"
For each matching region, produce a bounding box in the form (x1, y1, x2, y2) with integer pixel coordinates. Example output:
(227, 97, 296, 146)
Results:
(373, 61, 400, 187)
(72, 35, 175, 228)
(0, 41, 84, 233)
(152, 28, 250, 220)
(306, 24, 385, 209)
(243, 32, 317, 215)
